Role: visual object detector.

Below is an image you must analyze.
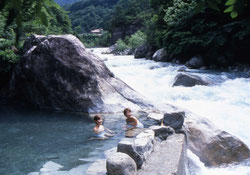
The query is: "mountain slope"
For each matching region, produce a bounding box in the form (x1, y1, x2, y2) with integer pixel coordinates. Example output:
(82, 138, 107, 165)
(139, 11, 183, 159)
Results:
(67, 0, 119, 33)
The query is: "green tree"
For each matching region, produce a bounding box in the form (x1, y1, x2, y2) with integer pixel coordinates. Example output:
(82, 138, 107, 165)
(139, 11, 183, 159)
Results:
(127, 30, 146, 50)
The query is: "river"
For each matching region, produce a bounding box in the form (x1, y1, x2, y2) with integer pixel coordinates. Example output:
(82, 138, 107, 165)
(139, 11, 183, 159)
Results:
(0, 48, 249, 175)
(94, 48, 250, 175)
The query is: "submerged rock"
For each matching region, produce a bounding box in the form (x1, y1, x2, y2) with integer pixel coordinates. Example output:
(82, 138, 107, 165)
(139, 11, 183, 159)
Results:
(138, 134, 186, 175)
(106, 152, 137, 175)
(185, 112, 250, 166)
(173, 73, 210, 87)
(117, 129, 155, 168)
(6, 34, 154, 113)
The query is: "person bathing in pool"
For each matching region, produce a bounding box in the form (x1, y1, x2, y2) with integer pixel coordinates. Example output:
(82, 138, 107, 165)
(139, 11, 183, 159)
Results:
(93, 115, 114, 139)
(123, 108, 144, 129)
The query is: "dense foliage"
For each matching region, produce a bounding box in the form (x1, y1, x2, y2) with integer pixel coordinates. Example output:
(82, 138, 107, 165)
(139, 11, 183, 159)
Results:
(0, 0, 72, 87)
(67, 0, 119, 33)
(146, 0, 250, 64)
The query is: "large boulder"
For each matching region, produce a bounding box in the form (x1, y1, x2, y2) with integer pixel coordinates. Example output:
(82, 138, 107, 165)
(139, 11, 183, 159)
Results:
(172, 73, 210, 87)
(152, 48, 168, 62)
(138, 134, 187, 175)
(185, 56, 204, 69)
(185, 112, 250, 166)
(5, 35, 154, 113)
(106, 152, 137, 175)
(117, 129, 155, 168)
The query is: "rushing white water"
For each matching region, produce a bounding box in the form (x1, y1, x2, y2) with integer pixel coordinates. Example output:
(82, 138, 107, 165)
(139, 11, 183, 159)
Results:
(92, 48, 250, 175)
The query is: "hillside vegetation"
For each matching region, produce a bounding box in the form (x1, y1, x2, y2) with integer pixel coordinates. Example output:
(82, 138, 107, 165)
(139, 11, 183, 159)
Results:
(0, 0, 72, 87)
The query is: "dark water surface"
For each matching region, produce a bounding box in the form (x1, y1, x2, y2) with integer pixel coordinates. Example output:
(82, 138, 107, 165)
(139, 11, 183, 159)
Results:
(0, 105, 125, 175)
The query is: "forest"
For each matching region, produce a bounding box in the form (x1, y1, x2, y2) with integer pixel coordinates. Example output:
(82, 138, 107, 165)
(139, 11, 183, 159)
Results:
(0, 0, 250, 87)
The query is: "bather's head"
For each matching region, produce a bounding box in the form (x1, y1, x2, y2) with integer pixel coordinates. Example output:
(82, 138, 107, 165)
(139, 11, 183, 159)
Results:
(94, 115, 103, 126)
(123, 108, 132, 118)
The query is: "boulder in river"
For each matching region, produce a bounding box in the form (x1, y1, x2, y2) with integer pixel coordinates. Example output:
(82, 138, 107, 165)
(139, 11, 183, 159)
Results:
(106, 152, 137, 175)
(184, 112, 250, 166)
(185, 56, 204, 69)
(6, 34, 154, 113)
(172, 73, 210, 87)
(152, 48, 168, 62)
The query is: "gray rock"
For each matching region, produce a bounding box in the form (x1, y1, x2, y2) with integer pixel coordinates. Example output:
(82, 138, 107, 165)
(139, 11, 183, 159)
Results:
(6, 34, 155, 113)
(138, 134, 186, 175)
(117, 130, 155, 168)
(134, 44, 150, 59)
(163, 112, 185, 130)
(149, 125, 175, 141)
(185, 57, 204, 69)
(152, 48, 168, 62)
(145, 110, 250, 166)
(172, 73, 210, 87)
(184, 112, 250, 166)
(106, 152, 137, 175)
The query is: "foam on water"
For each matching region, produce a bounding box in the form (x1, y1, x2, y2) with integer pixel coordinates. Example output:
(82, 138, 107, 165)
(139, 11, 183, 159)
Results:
(93, 48, 250, 175)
